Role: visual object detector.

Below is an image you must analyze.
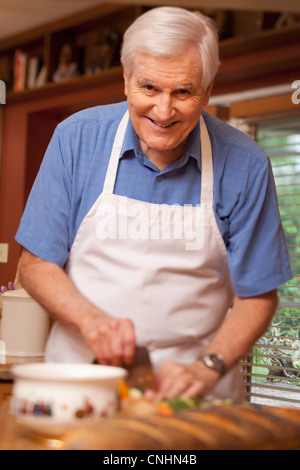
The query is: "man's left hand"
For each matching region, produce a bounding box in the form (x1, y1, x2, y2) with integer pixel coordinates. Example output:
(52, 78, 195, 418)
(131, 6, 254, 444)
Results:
(144, 359, 220, 401)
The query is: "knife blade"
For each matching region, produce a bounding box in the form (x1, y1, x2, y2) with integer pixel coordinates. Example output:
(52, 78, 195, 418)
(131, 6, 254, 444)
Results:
(124, 346, 155, 389)
(93, 346, 155, 389)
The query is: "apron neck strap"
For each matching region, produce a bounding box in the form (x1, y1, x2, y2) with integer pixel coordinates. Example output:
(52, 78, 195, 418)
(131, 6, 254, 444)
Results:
(102, 110, 129, 194)
(200, 115, 214, 206)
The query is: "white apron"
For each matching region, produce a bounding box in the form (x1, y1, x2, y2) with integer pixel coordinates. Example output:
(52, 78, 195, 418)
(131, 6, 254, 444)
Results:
(46, 111, 245, 401)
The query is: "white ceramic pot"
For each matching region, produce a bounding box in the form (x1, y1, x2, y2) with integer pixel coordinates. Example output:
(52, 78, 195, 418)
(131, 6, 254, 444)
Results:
(11, 362, 127, 437)
(1, 288, 49, 357)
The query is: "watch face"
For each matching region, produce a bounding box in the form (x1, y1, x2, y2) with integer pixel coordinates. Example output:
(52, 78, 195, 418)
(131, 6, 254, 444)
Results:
(211, 355, 222, 367)
(202, 354, 225, 375)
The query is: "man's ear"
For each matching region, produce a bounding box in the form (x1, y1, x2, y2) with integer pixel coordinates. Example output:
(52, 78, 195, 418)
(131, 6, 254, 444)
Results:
(203, 80, 214, 107)
(121, 59, 129, 97)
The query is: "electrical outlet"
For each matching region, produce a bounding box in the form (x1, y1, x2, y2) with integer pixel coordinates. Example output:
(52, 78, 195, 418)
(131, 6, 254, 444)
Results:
(0, 243, 9, 263)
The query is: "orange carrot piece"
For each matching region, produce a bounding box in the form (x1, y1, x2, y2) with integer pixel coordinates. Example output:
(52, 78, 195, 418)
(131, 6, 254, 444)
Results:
(119, 381, 129, 400)
(157, 402, 174, 416)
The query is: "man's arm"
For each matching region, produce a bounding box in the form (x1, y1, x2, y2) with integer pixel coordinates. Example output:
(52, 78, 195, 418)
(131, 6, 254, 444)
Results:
(18, 248, 136, 365)
(146, 290, 278, 400)
(205, 290, 278, 372)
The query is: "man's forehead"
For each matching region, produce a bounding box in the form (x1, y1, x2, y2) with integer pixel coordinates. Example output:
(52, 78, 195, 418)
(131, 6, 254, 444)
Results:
(135, 50, 201, 69)
(132, 53, 202, 87)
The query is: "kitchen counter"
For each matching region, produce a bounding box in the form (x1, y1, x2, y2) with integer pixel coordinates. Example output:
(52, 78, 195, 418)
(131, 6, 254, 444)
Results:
(0, 400, 49, 450)
(1, 397, 300, 450)
(0, 356, 44, 379)
(1, 312, 300, 450)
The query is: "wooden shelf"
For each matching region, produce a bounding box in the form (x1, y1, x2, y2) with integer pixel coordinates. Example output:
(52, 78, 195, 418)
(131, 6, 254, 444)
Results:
(214, 23, 300, 94)
(0, 4, 138, 94)
(0, 5, 136, 286)
(6, 65, 124, 105)
(219, 22, 300, 57)
(2, 4, 300, 97)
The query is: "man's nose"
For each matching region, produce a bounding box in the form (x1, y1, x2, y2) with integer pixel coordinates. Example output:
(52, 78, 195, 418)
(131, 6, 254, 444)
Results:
(153, 93, 176, 122)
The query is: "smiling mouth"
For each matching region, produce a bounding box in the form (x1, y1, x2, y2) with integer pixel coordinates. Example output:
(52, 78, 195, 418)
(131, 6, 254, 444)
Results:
(149, 118, 177, 128)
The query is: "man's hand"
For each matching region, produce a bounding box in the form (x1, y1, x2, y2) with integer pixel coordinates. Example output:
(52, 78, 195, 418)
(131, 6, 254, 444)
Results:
(145, 360, 220, 402)
(146, 290, 278, 401)
(81, 316, 135, 366)
(18, 248, 136, 365)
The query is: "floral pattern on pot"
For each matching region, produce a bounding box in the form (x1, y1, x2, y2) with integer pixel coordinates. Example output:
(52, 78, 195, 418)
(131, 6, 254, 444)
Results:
(11, 395, 118, 419)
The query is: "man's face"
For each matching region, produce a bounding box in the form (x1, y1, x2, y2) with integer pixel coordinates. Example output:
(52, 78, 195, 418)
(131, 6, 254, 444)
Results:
(123, 49, 213, 160)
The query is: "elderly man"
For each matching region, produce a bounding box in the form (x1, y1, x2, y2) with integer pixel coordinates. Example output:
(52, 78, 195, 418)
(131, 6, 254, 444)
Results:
(16, 7, 291, 402)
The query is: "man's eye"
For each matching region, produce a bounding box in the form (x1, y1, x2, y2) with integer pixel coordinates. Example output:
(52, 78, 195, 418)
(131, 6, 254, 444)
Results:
(144, 85, 154, 92)
(178, 89, 189, 95)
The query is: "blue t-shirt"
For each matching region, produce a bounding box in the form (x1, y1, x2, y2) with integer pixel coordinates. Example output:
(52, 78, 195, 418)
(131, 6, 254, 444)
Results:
(15, 101, 292, 297)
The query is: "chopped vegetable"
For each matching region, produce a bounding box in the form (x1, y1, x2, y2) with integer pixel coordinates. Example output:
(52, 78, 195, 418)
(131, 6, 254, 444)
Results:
(118, 381, 129, 400)
(162, 396, 199, 412)
(124, 387, 236, 416)
(128, 388, 143, 399)
(156, 402, 174, 416)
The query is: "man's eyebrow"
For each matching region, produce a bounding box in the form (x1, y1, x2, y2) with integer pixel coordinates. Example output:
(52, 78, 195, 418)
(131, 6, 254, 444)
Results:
(137, 78, 196, 91)
(137, 78, 157, 86)
(177, 83, 195, 91)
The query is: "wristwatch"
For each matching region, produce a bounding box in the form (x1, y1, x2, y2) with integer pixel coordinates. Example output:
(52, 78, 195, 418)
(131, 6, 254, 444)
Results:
(197, 354, 225, 376)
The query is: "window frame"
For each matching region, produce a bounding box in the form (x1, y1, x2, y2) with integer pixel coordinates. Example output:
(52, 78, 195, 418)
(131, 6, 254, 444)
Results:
(207, 92, 300, 407)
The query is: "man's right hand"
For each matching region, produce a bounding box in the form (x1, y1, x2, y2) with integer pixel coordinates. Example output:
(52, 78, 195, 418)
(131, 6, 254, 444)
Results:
(80, 315, 136, 367)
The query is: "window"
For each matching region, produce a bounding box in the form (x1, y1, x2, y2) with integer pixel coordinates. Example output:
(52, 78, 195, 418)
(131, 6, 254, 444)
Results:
(241, 117, 300, 407)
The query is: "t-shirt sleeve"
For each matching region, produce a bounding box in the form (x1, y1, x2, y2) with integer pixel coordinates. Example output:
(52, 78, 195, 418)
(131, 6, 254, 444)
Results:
(227, 156, 292, 297)
(15, 126, 72, 266)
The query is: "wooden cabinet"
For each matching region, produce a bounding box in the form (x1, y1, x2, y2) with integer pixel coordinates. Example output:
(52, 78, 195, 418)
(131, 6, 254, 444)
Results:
(0, 4, 139, 285)
(0, 4, 140, 94)
(0, 65, 126, 285)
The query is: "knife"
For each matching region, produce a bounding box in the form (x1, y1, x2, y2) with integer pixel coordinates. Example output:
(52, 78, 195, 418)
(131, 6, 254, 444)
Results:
(93, 346, 155, 389)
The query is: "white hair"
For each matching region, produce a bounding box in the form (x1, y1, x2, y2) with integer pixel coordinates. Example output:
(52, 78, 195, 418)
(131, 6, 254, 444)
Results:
(121, 6, 220, 90)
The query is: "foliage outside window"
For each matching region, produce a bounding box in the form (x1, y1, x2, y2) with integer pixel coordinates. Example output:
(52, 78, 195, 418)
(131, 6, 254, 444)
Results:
(242, 118, 300, 407)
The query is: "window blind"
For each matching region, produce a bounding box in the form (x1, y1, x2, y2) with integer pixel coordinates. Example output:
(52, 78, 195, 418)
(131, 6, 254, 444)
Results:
(241, 117, 300, 408)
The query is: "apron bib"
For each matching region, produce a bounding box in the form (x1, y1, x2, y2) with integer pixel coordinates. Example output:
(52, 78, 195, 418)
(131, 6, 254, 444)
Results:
(46, 111, 245, 401)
